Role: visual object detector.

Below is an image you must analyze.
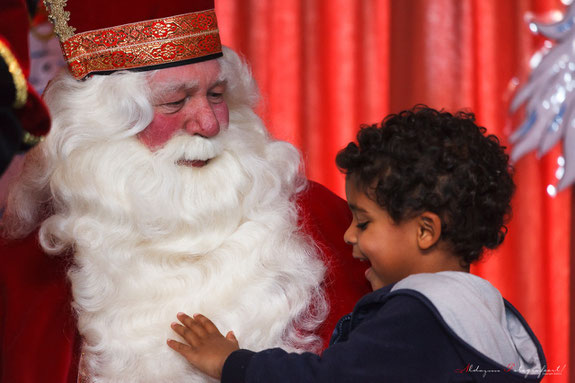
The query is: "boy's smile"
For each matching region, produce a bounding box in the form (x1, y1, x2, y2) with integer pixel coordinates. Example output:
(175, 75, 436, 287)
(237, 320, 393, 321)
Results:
(343, 180, 422, 291)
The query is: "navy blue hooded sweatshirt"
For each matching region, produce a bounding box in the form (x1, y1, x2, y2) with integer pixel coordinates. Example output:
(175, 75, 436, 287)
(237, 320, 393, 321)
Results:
(221, 272, 546, 382)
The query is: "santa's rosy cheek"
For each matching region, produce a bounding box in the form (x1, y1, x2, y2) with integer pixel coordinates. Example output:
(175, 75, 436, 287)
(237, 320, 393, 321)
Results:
(214, 103, 230, 128)
(138, 116, 180, 150)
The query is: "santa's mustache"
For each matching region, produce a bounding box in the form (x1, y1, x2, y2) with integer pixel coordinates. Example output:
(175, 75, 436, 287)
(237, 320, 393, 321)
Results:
(152, 133, 224, 166)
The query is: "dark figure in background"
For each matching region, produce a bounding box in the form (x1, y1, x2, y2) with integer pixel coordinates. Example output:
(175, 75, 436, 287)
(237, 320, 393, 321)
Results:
(0, 0, 49, 175)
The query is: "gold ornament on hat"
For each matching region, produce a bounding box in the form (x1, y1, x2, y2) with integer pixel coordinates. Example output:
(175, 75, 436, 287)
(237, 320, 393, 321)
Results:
(42, 1, 222, 80)
(43, 0, 76, 41)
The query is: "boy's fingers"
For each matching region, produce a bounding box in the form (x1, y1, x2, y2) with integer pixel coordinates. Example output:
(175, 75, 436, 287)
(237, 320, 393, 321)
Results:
(167, 339, 204, 366)
(225, 331, 238, 344)
(167, 338, 191, 354)
(172, 322, 208, 348)
(176, 312, 208, 337)
(177, 312, 194, 327)
(170, 322, 194, 344)
(193, 313, 219, 334)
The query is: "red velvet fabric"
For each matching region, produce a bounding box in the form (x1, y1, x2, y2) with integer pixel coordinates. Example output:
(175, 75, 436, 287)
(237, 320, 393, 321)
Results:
(65, 0, 217, 34)
(0, 0, 30, 72)
(0, 180, 369, 382)
(0, 236, 79, 383)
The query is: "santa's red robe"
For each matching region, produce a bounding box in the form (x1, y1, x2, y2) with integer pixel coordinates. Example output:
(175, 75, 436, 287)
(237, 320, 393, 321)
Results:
(0, 181, 370, 383)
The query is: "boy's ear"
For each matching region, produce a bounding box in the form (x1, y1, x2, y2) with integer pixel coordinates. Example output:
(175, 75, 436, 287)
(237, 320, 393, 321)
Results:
(417, 212, 442, 250)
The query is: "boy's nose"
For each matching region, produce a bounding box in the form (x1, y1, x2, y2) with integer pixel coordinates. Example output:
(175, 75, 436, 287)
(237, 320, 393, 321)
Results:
(343, 225, 355, 246)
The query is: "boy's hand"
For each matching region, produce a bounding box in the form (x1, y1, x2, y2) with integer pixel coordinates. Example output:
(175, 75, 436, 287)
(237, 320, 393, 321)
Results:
(168, 312, 240, 379)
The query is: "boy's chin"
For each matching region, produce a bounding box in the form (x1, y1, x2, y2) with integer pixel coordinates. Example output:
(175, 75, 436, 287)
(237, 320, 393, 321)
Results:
(365, 269, 385, 290)
(369, 280, 385, 291)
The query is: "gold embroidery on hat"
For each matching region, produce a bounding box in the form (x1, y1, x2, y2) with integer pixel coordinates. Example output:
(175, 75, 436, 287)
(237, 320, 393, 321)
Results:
(0, 40, 28, 108)
(43, 0, 76, 41)
(60, 10, 222, 80)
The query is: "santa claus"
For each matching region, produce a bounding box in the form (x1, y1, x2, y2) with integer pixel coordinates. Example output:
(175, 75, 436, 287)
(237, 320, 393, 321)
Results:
(0, 1, 369, 382)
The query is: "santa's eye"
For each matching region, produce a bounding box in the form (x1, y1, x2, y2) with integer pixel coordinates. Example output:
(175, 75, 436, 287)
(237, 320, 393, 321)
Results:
(158, 97, 188, 113)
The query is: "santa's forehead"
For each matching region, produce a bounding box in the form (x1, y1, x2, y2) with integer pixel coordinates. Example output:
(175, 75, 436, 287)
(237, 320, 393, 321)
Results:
(148, 61, 222, 84)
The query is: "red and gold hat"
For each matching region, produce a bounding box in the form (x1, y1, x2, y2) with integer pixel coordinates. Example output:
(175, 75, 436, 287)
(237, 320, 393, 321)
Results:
(43, 0, 223, 80)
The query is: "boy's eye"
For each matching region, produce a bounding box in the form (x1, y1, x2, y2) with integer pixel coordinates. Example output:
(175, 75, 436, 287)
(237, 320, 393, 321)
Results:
(356, 221, 369, 230)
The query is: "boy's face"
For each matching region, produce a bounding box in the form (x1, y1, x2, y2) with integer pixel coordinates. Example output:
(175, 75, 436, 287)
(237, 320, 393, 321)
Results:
(344, 180, 422, 290)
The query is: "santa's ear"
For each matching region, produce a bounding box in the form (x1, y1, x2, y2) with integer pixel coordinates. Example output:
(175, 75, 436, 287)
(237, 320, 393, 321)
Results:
(417, 212, 442, 250)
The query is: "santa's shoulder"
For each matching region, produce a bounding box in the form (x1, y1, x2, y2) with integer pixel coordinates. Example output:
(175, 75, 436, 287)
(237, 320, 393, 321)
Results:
(297, 180, 350, 227)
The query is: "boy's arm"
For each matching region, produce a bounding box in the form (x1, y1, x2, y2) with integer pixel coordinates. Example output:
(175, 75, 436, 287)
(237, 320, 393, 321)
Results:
(167, 312, 239, 379)
(170, 295, 462, 383)
(222, 295, 463, 383)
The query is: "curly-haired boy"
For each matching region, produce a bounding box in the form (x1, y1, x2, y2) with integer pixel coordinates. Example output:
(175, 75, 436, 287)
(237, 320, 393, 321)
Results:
(165, 106, 546, 382)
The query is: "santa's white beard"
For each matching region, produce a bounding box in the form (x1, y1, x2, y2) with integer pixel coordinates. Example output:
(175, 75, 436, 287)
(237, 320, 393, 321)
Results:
(49, 113, 327, 382)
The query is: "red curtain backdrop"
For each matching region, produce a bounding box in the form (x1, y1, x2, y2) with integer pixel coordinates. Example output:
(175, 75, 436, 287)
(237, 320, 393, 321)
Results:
(216, 0, 571, 381)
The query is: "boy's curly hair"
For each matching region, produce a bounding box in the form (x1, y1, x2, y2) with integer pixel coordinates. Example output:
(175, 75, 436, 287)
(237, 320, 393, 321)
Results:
(336, 105, 515, 266)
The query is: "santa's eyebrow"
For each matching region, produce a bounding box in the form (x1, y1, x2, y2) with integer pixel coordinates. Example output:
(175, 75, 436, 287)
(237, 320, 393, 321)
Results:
(210, 79, 227, 89)
(151, 79, 227, 103)
(152, 80, 200, 102)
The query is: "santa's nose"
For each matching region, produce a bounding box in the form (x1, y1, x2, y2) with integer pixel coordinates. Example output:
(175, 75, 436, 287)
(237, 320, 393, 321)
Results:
(184, 101, 220, 138)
